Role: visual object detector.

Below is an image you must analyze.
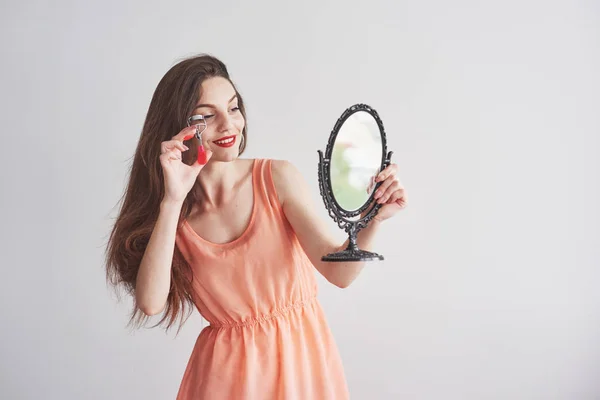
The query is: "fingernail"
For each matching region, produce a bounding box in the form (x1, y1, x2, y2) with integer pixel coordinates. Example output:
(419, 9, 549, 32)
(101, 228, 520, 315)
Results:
(184, 134, 194, 140)
(374, 191, 381, 198)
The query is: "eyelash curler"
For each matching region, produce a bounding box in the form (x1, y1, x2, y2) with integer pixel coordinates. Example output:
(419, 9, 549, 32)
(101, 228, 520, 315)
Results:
(187, 114, 209, 165)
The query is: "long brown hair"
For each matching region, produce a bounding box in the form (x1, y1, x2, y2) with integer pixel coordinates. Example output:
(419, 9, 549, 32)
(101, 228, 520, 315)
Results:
(104, 54, 248, 333)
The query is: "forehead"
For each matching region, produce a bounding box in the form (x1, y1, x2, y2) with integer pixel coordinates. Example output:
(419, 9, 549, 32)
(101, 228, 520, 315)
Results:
(198, 77, 236, 102)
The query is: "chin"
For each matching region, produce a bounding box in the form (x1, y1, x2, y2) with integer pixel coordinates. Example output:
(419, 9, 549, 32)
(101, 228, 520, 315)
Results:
(209, 151, 240, 163)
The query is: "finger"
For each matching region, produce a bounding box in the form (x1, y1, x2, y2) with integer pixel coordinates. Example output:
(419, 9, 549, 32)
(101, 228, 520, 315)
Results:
(377, 181, 403, 204)
(172, 125, 199, 142)
(376, 163, 398, 182)
(159, 152, 173, 166)
(161, 148, 182, 161)
(396, 194, 408, 208)
(376, 163, 399, 182)
(387, 190, 405, 205)
(374, 176, 398, 199)
(161, 140, 189, 154)
(379, 189, 405, 205)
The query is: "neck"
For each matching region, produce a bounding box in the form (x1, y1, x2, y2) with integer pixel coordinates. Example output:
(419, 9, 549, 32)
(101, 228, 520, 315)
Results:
(195, 158, 244, 208)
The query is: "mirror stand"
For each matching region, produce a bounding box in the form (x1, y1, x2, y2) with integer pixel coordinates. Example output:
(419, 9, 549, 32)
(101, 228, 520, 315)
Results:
(318, 150, 393, 262)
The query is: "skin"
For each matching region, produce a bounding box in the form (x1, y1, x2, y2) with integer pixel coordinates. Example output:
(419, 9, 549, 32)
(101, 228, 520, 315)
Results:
(135, 77, 407, 316)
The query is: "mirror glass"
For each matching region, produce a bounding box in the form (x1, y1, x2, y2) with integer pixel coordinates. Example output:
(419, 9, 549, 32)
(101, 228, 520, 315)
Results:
(330, 111, 383, 211)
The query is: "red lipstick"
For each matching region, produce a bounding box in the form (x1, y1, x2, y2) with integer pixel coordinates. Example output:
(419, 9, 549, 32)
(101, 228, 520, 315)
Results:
(213, 135, 237, 148)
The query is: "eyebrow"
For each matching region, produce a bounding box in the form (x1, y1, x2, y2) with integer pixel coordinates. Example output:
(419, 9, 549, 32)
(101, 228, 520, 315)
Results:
(194, 94, 238, 110)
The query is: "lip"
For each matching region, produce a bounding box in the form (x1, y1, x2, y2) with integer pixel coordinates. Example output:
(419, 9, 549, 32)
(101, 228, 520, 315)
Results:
(212, 135, 237, 148)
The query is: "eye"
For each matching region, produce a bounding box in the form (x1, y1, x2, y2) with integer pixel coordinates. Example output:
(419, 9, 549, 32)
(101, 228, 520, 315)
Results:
(202, 114, 215, 119)
(230, 107, 240, 112)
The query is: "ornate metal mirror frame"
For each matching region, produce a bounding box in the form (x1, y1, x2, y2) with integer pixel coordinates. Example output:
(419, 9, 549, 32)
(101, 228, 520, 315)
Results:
(317, 104, 393, 262)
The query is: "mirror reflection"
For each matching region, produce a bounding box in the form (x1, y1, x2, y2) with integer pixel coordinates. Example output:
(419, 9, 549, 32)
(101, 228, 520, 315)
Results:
(330, 111, 383, 211)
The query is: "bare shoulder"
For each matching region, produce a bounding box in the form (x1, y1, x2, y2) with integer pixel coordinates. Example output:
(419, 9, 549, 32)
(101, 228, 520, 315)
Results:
(234, 157, 256, 176)
(236, 157, 256, 168)
(270, 159, 305, 206)
(270, 158, 297, 178)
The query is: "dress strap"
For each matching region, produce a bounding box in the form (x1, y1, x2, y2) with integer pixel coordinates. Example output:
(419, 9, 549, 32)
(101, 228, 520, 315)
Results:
(255, 158, 285, 216)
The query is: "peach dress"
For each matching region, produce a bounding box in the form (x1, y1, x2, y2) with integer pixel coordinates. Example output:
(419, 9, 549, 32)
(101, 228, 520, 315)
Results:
(174, 159, 350, 399)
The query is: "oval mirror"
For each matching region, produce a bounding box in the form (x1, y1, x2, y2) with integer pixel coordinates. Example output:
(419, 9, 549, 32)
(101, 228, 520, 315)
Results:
(317, 104, 392, 262)
(330, 110, 383, 212)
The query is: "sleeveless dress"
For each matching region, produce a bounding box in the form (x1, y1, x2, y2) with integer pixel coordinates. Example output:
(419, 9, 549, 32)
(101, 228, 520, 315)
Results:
(174, 158, 350, 399)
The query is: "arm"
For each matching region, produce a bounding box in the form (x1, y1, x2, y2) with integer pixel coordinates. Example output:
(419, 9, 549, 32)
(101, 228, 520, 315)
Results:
(135, 125, 206, 316)
(135, 199, 183, 315)
(271, 160, 382, 288)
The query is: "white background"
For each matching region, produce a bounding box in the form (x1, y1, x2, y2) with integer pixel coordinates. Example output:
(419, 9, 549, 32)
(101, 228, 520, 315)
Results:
(1, 0, 599, 398)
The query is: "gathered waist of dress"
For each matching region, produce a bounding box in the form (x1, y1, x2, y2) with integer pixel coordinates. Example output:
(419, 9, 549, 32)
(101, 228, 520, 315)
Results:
(207, 294, 318, 330)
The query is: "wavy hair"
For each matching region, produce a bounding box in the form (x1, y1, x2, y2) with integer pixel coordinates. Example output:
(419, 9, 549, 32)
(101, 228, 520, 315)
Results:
(104, 54, 247, 333)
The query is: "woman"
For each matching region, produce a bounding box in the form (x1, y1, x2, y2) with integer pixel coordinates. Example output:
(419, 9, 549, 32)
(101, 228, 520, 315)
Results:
(105, 54, 407, 399)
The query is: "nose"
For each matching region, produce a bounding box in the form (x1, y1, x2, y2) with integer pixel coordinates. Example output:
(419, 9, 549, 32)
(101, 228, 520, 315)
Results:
(217, 113, 236, 133)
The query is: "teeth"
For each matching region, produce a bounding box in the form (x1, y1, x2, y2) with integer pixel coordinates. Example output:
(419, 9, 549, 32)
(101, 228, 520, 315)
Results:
(215, 137, 234, 144)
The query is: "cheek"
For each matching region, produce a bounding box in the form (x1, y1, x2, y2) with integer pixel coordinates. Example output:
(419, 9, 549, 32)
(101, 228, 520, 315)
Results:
(235, 116, 246, 131)
(205, 126, 218, 139)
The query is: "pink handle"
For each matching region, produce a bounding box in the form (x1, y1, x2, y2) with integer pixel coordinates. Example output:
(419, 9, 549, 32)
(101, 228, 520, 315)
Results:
(197, 145, 208, 165)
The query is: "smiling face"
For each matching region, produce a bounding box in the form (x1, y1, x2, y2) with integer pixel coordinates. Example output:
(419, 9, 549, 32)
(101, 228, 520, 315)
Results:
(191, 77, 246, 162)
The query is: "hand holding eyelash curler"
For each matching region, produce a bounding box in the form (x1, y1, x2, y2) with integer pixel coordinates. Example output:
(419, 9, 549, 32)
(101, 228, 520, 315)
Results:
(187, 114, 209, 165)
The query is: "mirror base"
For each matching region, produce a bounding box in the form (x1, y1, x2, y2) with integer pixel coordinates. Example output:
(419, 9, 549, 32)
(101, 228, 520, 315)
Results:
(321, 248, 384, 262)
